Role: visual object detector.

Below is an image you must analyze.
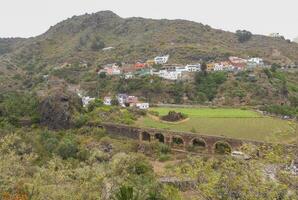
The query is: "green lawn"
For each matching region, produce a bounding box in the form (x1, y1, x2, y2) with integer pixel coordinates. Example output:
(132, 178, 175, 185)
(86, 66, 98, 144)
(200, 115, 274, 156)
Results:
(135, 107, 298, 144)
(149, 107, 261, 118)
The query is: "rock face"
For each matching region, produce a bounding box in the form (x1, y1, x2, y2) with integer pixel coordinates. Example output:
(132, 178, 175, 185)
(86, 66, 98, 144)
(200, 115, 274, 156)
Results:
(39, 88, 82, 130)
(161, 111, 186, 122)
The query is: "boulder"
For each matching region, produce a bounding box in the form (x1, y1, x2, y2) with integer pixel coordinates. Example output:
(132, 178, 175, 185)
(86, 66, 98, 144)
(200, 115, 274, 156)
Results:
(39, 88, 82, 129)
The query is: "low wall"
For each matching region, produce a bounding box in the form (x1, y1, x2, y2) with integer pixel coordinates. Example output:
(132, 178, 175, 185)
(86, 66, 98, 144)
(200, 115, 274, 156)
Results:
(101, 123, 266, 153)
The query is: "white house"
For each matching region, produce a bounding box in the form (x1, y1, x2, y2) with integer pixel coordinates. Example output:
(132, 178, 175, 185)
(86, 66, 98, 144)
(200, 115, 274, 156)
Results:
(82, 96, 95, 107)
(104, 96, 112, 106)
(158, 70, 182, 80)
(248, 58, 264, 65)
(124, 72, 134, 79)
(99, 64, 121, 76)
(185, 64, 201, 72)
(117, 94, 128, 107)
(174, 66, 188, 73)
(136, 103, 149, 110)
(213, 63, 224, 71)
(154, 55, 170, 65)
(269, 33, 284, 38)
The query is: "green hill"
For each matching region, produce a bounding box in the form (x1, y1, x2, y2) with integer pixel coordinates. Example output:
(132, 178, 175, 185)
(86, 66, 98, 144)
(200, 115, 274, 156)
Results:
(1, 10, 298, 71)
(0, 11, 298, 107)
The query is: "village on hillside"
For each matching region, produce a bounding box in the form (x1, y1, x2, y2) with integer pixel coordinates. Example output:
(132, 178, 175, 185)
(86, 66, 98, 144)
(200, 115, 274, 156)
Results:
(77, 54, 277, 110)
(97, 54, 269, 81)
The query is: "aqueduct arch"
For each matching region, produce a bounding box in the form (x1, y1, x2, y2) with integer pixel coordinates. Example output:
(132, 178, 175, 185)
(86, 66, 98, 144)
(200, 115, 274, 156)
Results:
(214, 141, 232, 154)
(192, 138, 207, 149)
(141, 131, 151, 142)
(172, 136, 185, 147)
(155, 133, 165, 143)
(100, 123, 268, 154)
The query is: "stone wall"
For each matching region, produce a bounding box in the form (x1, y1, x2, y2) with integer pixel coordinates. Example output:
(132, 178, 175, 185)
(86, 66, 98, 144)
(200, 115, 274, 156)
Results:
(101, 123, 265, 153)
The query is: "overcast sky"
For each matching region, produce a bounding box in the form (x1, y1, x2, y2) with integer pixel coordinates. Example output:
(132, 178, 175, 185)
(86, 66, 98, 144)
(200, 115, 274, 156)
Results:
(0, 0, 297, 39)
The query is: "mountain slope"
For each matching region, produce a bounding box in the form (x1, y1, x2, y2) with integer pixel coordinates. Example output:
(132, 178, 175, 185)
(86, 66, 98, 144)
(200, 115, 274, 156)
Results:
(1, 10, 298, 97)
(1, 10, 298, 72)
(294, 37, 298, 43)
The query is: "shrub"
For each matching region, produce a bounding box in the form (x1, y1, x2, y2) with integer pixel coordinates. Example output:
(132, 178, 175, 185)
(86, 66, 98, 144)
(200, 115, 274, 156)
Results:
(87, 99, 103, 112)
(236, 30, 252, 43)
(214, 141, 232, 154)
(73, 114, 88, 128)
(148, 110, 159, 116)
(44, 137, 59, 153)
(158, 154, 171, 162)
(57, 138, 78, 159)
(158, 143, 171, 154)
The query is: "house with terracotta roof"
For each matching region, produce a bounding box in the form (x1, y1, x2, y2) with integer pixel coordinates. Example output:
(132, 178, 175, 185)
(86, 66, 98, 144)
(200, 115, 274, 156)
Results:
(228, 56, 247, 69)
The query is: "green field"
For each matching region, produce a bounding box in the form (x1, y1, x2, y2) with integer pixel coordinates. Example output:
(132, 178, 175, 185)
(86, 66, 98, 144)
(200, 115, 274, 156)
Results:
(135, 107, 298, 144)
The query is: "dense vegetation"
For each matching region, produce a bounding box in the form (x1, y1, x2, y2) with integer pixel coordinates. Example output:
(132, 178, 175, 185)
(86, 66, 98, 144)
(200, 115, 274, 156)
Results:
(0, 123, 297, 200)
(1, 11, 298, 93)
(0, 92, 40, 126)
(0, 11, 297, 200)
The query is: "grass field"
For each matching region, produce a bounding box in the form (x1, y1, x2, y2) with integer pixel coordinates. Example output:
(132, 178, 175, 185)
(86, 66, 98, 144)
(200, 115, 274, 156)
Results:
(135, 107, 298, 144)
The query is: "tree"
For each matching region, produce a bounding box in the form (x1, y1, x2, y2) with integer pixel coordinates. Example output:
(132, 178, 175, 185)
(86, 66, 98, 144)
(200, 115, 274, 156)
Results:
(90, 36, 105, 51)
(200, 62, 207, 75)
(111, 97, 119, 106)
(236, 30, 252, 43)
(57, 138, 78, 159)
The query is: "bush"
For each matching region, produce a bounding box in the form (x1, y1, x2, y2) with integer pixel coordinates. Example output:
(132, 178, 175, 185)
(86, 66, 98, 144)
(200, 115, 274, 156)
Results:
(148, 110, 159, 116)
(158, 143, 171, 154)
(87, 99, 103, 112)
(73, 114, 88, 128)
(236, 30, 252, 43)
(57, 138, 78, 159)
(261, 104, 298, 117)
(158, 153, 171, 162)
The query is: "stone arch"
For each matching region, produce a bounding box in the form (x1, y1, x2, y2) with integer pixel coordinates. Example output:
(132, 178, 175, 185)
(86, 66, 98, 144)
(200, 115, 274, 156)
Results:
(155, 133, 165, 143)
(192, 138, 207, 148)
(214, 141, 232, 154)
(141, 131, 151, 142)
(172, 136, 184, 147)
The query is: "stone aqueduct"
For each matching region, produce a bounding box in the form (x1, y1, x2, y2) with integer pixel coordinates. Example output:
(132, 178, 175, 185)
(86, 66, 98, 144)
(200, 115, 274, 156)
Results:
(100, 123, 264, 153)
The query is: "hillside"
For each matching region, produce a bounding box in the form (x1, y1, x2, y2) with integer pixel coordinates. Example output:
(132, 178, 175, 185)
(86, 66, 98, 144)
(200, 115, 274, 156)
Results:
(1, 11, 298, 106)
(1, 11, 298, 71)
(294, 37, 298, 43)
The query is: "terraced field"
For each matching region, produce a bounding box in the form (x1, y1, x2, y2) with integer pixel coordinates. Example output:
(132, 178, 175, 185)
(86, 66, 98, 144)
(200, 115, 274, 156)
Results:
(135, 107, 298, 144)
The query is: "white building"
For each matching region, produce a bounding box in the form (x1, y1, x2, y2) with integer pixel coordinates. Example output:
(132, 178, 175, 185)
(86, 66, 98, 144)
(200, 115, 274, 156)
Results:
(158, 70, 182, 80)
(248, 57, 264, 65)
(117, 94, 128, 107)
(154, 55, 170, 65)
(104, 96, 112, 106)
(77, 92, 95, 107)
(99, 64, 121, 76)
(269, 33, 284, 38)
(174, 66, 188, 73)
(136, 103, 149, 110)
(213, 63, 224, 71)
(82, 96, 95, 107)
(185, 64, 201, 72)
(124, 72, 134, 79)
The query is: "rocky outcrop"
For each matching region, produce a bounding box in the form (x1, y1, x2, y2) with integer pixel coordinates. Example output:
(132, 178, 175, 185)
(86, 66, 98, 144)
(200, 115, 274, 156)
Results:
(39, 88, 82, 130)
(161, 111, 187, 122)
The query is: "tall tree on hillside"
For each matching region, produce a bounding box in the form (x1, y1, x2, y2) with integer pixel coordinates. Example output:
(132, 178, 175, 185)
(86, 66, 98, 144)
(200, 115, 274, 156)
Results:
(201, 62, 207, 76)
(236, 30, 252, 43)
